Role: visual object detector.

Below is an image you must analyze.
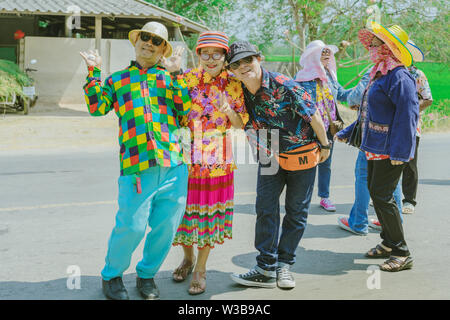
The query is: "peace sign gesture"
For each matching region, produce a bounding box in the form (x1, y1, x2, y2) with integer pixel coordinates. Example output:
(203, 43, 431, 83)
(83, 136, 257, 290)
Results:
(161, 46, 185, 73)
(216, 91, 244, 129)
(217, 91, 233, 115)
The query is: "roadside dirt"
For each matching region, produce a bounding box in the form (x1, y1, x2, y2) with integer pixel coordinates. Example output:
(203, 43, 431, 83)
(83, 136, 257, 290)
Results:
(0, 102, 360, 153)
(0, 103, 117, 153)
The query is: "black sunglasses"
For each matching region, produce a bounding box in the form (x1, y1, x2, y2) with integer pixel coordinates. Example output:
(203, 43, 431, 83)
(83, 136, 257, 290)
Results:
(228, 56, 254, 70)
(139, 32, 165, 46)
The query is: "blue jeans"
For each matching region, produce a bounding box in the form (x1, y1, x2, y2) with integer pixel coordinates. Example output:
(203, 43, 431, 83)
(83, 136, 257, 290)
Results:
(348, 150, 403, 234)
(318, 132, 334, 198)
(254, 163, 316, 277)
(101, 164, 188, 281)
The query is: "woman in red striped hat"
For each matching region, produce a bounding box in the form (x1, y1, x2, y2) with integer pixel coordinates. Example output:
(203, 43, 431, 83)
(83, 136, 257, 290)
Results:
(171, 31, 249, 294)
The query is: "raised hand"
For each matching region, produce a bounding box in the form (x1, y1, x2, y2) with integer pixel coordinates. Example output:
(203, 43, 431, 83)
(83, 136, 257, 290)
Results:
(80, 49, 102, 69)
(161, 46, 185, 73)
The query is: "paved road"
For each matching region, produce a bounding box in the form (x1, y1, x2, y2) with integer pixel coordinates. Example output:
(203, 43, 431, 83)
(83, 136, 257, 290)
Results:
(0, 132, 449, 300)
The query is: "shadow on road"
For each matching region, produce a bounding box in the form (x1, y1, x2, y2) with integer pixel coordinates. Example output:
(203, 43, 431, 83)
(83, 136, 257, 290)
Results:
(0, 270, 248, 300)
(231, 248, 370, 277)
(303, 223, 364, 239)
(419, 179, 450, 186)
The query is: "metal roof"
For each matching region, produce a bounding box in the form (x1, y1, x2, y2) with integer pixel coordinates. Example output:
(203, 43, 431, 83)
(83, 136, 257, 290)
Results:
(0, 0, 208, 33)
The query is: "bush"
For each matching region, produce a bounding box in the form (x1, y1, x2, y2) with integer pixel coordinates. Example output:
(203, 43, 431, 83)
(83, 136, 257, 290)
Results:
(0, 59, 31, 102)
(422, 99, 450, 131)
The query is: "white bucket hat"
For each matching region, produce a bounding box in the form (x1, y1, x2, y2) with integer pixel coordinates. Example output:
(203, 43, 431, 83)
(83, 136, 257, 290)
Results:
(295, 40, 339, 83)
(128, 21, 173, 57)
(299, 40, 338, 68)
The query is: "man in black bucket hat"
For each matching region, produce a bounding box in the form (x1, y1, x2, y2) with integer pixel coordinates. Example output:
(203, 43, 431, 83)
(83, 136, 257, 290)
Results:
(227, 41, 330, 289)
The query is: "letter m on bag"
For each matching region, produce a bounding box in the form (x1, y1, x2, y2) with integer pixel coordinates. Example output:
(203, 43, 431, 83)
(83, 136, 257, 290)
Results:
(298, 156, 308, 166)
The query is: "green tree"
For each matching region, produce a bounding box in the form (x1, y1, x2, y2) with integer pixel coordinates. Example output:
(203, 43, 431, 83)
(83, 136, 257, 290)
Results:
(378, 0, 449, 63)
(230, 0, 449, 65)
(146, 0, 235, 30)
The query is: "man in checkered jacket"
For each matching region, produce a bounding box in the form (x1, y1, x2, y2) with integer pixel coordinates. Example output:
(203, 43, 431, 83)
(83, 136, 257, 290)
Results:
(81, 22, 191, 300)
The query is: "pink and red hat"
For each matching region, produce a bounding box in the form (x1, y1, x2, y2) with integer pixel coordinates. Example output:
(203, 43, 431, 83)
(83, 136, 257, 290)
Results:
(195, 31, 230, 54)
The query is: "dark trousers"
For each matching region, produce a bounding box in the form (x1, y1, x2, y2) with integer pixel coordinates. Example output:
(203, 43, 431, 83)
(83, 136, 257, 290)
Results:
(367, 159, 410, 257)
(402, 136, 420, 206)
(254, 163, 316, 275)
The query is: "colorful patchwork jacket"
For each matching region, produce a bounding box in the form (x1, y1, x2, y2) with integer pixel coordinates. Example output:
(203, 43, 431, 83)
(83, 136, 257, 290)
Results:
(83, 61, 191, 176)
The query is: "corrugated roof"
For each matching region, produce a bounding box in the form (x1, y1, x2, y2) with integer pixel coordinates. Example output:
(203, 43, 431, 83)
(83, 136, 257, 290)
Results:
(0, 0, 208, 32)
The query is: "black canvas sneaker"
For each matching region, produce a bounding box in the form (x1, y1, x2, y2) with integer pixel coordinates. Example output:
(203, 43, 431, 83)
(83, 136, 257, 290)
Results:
(230, 269, 276, 288)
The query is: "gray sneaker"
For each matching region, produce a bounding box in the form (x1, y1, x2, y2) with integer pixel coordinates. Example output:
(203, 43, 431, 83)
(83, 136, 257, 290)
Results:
(276, 266, 295, 289)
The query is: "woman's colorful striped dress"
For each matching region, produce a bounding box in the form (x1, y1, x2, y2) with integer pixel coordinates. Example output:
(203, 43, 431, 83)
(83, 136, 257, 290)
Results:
(172, 68, 248, 248)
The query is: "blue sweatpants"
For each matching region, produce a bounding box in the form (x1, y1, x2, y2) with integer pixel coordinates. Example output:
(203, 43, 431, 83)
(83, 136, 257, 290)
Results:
(101, 164, 188, 281)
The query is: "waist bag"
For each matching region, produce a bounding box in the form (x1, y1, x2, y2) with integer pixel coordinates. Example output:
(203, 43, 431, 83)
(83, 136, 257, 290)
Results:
(275, 142, 320, 171)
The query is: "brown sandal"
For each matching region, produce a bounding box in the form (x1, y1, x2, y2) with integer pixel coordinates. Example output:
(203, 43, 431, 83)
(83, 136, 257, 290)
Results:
(188, 271, 206, 295)
(172, 258, 195, 282)
(365, 244, 392, 258)
(379, 256, 413, 272)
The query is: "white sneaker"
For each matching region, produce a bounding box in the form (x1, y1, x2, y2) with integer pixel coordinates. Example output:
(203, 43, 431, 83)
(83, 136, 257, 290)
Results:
(402, 202, 415, 214)
(276, 266, 295, 289)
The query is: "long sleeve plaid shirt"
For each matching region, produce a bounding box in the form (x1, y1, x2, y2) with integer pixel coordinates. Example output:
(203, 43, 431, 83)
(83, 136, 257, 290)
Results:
(84, 61, 191, 176)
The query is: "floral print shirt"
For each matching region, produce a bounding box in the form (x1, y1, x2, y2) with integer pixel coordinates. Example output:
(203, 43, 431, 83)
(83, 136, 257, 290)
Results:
(409, 66, 432, 102)
(180, 68, 248, 178)
(315, 80, 337, 132)
(408, 66, 433, 137)
(242, 67, 317, 158)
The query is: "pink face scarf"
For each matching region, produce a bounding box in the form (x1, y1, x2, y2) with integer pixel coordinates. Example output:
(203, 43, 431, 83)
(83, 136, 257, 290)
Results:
(368, 42, 404, 80)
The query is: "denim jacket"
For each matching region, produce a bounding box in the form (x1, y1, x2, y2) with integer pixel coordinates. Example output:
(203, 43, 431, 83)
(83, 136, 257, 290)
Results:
(346, 67, 372, 107)
(325, 70, 353, 104)
(337, 67, 419, 162)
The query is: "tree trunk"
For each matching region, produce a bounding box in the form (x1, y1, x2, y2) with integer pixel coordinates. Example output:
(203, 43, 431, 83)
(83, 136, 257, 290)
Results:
(288, 0, 306, 52)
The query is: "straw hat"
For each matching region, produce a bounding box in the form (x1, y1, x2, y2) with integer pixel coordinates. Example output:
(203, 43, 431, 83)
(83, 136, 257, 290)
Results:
(359, 21, 413, 67)
(128, 21, 172, 57)
(406, 40, 424, 62)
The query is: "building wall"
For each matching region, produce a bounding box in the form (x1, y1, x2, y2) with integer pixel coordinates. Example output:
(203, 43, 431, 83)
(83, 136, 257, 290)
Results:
(23, 36, 188, 106)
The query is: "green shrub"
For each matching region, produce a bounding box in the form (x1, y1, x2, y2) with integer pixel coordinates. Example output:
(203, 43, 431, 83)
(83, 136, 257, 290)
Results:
(422, 99, 450, 130)
(0, 59, 31, 102)
(337, 61, 450, 105)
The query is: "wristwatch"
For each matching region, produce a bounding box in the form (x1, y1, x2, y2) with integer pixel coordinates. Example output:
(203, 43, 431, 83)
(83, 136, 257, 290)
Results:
(320, 141, 332, 150)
